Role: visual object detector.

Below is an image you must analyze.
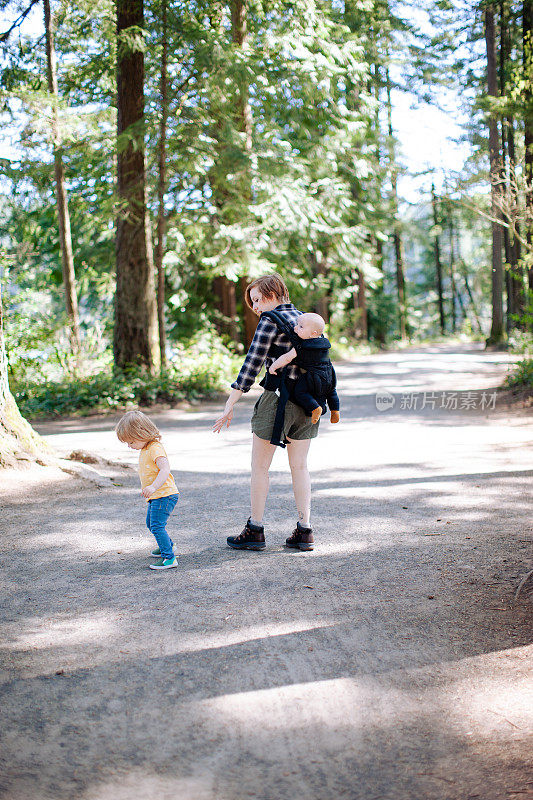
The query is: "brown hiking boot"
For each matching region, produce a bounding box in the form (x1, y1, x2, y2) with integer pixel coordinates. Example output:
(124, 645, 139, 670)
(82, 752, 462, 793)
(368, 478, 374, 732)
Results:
(285, 521, 314, 551)
(227, 519, 266, 551)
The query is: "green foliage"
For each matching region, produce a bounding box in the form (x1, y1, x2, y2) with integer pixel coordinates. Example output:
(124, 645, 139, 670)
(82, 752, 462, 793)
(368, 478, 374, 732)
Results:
(505, 327, 533, 389)
(505, 358, 533, 389)
(1, 0, 528, 383)
(12, 332, 240, 419)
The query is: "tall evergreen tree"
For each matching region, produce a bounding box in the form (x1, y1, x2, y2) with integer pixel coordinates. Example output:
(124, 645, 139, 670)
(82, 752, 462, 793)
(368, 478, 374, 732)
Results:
(154, 0, 169, 369)
(484, 2, 505, 344)
(43, 0, 81, 355)
(114, 0, 159, 371)
(524, 0, 533, 295)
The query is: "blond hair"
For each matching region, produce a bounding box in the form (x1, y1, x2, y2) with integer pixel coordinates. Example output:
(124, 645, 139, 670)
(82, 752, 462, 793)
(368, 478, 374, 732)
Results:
(245, 274, 290, 309)
(115, 410, 161, 445)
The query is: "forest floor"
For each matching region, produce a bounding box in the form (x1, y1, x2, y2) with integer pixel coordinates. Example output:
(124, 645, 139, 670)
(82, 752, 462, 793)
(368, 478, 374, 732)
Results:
(1, 343, 532, 800)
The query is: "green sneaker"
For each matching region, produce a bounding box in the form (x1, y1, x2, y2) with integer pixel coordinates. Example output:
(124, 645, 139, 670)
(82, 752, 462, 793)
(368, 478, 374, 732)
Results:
(149, 556, 178, 570)
(150, 547, 175, 557)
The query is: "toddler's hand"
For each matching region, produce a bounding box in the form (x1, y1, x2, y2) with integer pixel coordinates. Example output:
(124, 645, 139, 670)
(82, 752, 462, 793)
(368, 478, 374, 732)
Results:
(142, 484, 156, 498)
(268, 365, 278, 374)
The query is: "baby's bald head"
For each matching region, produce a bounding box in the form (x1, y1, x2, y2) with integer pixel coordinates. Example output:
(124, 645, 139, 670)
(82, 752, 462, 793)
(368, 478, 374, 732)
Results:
(294, 313, 326, 340)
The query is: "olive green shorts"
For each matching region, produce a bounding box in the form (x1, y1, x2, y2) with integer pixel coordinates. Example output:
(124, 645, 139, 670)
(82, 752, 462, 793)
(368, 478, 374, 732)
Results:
(251, 390, 320, 442)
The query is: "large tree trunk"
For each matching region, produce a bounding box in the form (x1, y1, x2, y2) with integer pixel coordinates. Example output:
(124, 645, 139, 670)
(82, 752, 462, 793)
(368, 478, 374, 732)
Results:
(386, 68, 407, 340)
(43, 0, 81, 355)
(524, 0, 533, 296)
(484, 5, 505, 344)
(154, 0, 168, 370)
(231, 0, 255, 348)
(431, 185, 446, 335)
(0, 285, 50, 468)
(207, 3, 240, 347)
(114, 0, 159, 372)
(499, 1, 523, 331)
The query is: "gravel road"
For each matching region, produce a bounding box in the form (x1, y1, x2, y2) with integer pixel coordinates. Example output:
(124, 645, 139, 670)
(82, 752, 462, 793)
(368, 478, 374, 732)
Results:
(0, 343, 532, 800)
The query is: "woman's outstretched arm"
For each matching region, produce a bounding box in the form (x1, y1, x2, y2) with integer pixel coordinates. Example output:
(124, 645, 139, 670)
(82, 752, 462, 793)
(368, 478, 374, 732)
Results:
(213, 316, 277, 433)
(213, 388, 243, 433)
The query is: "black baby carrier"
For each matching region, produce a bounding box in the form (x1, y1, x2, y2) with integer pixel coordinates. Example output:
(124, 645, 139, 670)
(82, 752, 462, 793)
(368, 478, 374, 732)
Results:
(260, 310, 334, 448)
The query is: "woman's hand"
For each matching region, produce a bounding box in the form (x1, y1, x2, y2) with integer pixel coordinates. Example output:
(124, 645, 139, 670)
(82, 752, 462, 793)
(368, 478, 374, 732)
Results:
(213, 405, 233, 433)
(213, 388, 242, 433)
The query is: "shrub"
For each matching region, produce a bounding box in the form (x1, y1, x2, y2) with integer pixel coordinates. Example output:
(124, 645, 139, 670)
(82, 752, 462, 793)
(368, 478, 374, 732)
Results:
(13, 334, 240, 419)
(505, 359, 533, 390)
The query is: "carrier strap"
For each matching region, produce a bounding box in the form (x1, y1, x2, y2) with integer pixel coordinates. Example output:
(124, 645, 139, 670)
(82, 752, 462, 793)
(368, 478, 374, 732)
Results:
(262, 310, 299, 348)
(269, 368, 290, 448)
(261, 310, 299, 448)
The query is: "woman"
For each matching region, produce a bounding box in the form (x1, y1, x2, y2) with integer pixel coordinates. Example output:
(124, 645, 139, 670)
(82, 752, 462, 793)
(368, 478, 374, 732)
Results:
(213, 274, 319, 552)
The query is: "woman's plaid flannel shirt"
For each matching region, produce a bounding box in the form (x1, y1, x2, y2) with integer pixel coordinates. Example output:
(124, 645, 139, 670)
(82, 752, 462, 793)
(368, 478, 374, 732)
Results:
(231, 303, 302, 393)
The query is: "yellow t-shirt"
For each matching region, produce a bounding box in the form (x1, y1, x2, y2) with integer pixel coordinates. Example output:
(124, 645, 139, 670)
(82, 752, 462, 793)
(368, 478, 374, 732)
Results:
(138, 441, 178, 501)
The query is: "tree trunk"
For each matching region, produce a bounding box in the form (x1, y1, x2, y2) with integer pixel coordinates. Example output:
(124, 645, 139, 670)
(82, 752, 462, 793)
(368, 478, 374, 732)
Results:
(431, 184, 446, 335)
(213, 277, 238, 342)
(507, 117, 525, 322)
(453, 220, 483, 333)
(43, 0, 81, 355)
(154, 0, 168, 370)
(206, 2, 246, 347)
(231, 0, 254, 348)
(484, 4, 505, 344)
(0, 285, 51, 468)
(386, 68, 407, 340)
(240, 276, 258, 348)
(352, 268, 368, 339)
(114, 0, 159, 372)
(448, 203, 458, 333)
(370, 62, 385, 346)
(524, 0, 533, 295)
(499, 0, 518, 332)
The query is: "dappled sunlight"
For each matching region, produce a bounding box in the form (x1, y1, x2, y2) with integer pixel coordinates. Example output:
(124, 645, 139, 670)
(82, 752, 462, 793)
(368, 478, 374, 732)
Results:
(25, 529, 149, 556)
(315, 540, 373, 556)
(3, 345, 531, 800)
(178, 619, 336, 654)
(81, 770, 215, 800)
(334, 347, 518, 398)
(199, 677, 364, 731)
(3, 611, 120, 650)
(451, 673, 533, 737)
(198, 644, 533, 745)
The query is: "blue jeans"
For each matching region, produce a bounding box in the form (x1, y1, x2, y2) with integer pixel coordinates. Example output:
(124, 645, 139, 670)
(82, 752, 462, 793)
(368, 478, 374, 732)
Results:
(146, 494, 179, 559)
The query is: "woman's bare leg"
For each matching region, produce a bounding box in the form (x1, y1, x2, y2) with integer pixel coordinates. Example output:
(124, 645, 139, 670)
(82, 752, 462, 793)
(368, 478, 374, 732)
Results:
(286, 438, 312, 527)
(250, 433, 277, 523)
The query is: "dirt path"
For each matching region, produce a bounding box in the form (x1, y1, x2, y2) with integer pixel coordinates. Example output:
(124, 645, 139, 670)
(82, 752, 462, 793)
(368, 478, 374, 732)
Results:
(1, 344, 532, 800)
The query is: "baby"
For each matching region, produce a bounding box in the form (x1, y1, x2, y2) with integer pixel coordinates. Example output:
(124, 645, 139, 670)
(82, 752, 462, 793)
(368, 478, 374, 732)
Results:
(269, 312, 340, 424)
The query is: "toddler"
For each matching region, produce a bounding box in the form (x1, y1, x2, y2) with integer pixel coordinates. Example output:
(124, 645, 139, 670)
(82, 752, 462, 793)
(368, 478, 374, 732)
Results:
(269, 312, 340, 424)
(115, 410, 179, 570)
